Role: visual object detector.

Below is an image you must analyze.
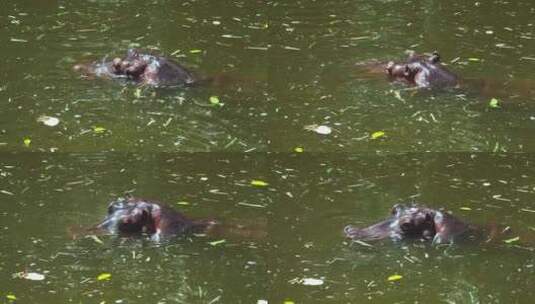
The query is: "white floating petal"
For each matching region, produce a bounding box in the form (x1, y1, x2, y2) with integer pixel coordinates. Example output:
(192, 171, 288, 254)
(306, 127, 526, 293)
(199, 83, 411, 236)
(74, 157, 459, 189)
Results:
(22, 272, 45, 281)
(301, 278, 324, 286)
(37, 115, 60, 127)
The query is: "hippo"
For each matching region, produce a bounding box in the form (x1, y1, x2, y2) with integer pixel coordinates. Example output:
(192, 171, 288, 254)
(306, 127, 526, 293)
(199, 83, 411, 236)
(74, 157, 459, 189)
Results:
(357, 51, 535, 100)
(71, 196, 267, 242)
(92, 196, 217, 241)
(344, 204, 490, 245)
(73, 49, 197, 87)
(384, 51, 459, 89)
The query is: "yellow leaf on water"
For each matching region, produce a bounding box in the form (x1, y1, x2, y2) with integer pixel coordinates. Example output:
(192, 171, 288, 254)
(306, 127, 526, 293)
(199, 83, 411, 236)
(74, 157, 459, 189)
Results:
(92, 126, 107, 134)
(387, 274, 403, 282)
(209, 96, 220, 105)
(489, 98, 500, 108)
(23, 138, 31, 147)
(371, 131, 385, 139)
(251, 180, 269, 187)
(460, 207, 472, 211)
(189, 49, 202, 54)
(97, 273, 111, 281)
(283, 301, 295, 304)
(134, 88, 142, 99)
(6, 294, 17, 301)
(294, 147, 304, 153)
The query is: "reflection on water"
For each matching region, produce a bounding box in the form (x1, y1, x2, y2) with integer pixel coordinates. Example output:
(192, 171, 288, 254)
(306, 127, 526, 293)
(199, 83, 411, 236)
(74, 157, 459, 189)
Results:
(1, 152, 534, 303)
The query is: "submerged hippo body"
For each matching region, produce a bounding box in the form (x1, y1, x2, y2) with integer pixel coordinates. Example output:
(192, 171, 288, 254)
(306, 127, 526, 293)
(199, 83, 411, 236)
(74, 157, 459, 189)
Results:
(344, 204, 480, 245)
(73, 49, 197, 87)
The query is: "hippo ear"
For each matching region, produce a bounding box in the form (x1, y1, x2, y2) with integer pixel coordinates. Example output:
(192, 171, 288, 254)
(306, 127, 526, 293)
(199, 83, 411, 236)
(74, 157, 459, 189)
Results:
(127, 48, 139, 57)
(391, 204, 405, 216)
(425, 209, 435, 221)
(429, 51, 440, 63)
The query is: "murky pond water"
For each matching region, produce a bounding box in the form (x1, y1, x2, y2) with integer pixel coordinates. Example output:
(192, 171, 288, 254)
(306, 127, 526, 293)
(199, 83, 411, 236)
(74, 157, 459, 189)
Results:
(1, 0, 535, 303)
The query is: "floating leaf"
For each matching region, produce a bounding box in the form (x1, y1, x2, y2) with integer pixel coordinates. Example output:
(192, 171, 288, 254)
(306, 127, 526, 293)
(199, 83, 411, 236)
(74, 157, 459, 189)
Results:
(10, 38, 28, 43)
(176, 201, 190, 205)
(134, 88, 142, 98)
(387, 274, 403, 282)
(459, 207, 472, 211)
(301, 278, 324, 286)
(283, 301, 295, 304)
(503, 236, 520, 244)
(89, 235, 104, 244)
(189, 49, 202, 54)
(210, 96, 221, 106)
(489, 98, 500, 108)
(6, 294, 17, 301)
(304, 124, 332, 135)
(92, 126, 107, 134)
(237, 202, 265, 208)
(251, 180, 269, 187)
(371, 131, 385, 139)
(23, 138, 31, 147)
(37, 115, 60, 127)
(209, 239, 226, 246)
(294, 147, 304, 153)
(468, 57, 481, 62)
(21, 272, 45, 281)
(97, 273, 111, 281)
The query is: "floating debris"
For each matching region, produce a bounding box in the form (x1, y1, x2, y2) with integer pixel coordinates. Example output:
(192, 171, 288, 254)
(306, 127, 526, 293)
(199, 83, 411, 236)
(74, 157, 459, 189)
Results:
(16, 272, 45, 281)
(301, 278, 324, 286)
(387, 274, 403, 282)
(371, 131, 385, 139)
(209, 239, 226, 246)
(489, 98, 500, 108)
(97, 273, 111, 281)
(37, 115, 60, 127)
(304, 124, 332, 135)
(251, 180, 269, 187)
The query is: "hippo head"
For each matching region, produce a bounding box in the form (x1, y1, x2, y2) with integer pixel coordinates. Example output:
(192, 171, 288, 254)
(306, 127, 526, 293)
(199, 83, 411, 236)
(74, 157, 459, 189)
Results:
(344, 204, 439, 243)
(391, 204, 437, 240)
(97, 197, 158, 235)
(384, 51, 445, 87)
(385, 61, 418, 84)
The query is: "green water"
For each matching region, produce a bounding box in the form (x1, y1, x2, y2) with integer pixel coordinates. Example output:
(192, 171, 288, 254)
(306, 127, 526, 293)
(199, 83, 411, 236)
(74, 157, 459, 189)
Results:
(1, 0, 535, 303)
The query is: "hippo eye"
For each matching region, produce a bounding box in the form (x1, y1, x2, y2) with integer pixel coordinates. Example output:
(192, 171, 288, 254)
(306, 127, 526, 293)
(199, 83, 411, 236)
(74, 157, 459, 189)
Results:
(403, 65, 411, 76)
(400, 222, 412, 231)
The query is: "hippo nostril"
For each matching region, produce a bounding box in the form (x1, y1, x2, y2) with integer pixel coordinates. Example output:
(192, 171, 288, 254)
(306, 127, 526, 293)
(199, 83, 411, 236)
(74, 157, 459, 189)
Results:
(344, 225, 358, 237)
